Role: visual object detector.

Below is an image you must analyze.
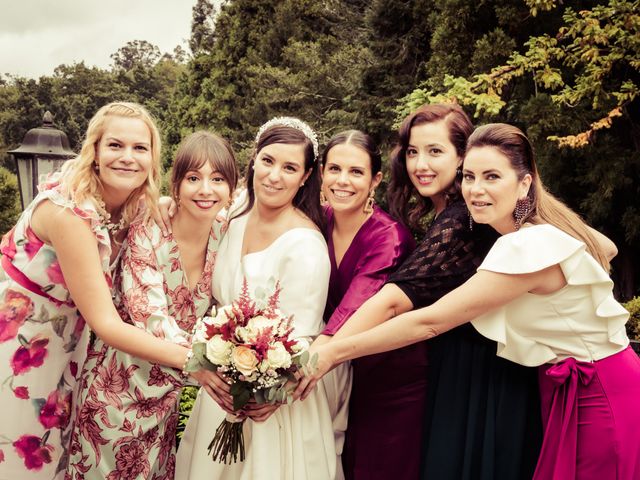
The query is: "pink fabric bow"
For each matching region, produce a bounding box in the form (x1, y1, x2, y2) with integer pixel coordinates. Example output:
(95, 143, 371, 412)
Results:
(533, 357, 597, 480)
(545, 357, 596, 387)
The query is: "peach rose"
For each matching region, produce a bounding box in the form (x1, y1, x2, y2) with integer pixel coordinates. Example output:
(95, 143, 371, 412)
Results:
(231, 346, 259, 377)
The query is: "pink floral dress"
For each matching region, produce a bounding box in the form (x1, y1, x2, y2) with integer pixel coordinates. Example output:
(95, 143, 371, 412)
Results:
(66, 219, 224, 480)
(0, 182, 113, 479)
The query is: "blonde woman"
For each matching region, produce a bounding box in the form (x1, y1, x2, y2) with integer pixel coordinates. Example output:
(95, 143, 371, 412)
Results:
(66, 131, 238, 479)
(0, 103, 214, 479)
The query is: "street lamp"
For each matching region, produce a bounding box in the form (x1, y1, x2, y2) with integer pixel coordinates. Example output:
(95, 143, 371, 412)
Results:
(8, 111, 75, 210)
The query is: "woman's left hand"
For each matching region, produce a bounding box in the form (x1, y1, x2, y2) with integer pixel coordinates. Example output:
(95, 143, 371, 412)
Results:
(155, 196, 177, 236)
(191, 369, 236, 414)
(293, 343, 334, 401)
(243, 401, 281, 423)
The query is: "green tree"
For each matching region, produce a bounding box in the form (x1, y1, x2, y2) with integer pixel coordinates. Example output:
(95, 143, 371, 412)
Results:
(189, 0, 218, 54)
(0, 166, 20, 235)
(168, 0, 378, 171)
(402, 0, 640, 298)
(111, 40, 162, 71)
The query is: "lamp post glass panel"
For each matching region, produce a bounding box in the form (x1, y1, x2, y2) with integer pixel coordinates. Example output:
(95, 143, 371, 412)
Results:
(8, 111, 75, 210)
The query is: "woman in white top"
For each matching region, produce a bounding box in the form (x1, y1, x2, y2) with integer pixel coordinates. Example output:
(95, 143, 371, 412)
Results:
(176, 118, 337, 479)
(298, 123, 640, 480)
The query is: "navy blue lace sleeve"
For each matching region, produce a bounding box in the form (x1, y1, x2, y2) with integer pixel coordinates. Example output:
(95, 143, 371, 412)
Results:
(387, 201, 497, 309)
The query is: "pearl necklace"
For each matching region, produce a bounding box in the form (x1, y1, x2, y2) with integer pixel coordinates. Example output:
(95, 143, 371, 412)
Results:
(96, 199, 127, 233)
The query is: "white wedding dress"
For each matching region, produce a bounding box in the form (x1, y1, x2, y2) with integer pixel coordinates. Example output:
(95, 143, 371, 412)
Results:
(176, 212, 338, 479)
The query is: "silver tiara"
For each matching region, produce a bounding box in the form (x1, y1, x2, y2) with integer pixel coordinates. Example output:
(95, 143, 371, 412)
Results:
(255, 116, 319, 159)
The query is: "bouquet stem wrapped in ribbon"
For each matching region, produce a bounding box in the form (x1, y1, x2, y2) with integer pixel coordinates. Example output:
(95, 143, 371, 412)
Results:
(185, 279, 315, 464)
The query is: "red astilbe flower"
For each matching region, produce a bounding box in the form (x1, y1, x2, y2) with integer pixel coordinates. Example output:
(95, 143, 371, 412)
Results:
(267, 283, 282, 312)
(252, 327, 275, 361)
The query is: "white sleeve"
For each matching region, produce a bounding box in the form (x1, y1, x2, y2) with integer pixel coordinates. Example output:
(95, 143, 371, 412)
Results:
(275, 232, 331, 338)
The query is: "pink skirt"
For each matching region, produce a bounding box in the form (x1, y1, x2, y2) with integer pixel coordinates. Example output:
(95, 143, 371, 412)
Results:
(535, 346, 640, 480)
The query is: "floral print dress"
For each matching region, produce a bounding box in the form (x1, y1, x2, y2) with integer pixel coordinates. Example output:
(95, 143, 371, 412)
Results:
(66, 219, 224, 480)
(0, 182, 113, 479)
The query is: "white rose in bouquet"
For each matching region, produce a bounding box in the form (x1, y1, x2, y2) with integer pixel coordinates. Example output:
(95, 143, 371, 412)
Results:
(239, 315, 277, 342)
(291, 337, 309, 354)
(211, 304, 234, 327)
(206, 335, 233, 366)
(266, 341, 292, 369)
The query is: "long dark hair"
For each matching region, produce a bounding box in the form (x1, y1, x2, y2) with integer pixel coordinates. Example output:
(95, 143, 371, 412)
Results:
(466, 123, 609, 269)
(239, 124, 323, 229)
(321, 130, 382, 175)
(387, 103, 473, 230)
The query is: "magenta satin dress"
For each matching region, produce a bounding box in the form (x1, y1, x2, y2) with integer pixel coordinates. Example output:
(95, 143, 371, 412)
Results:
(322, 206, 425, 480)
(536, 348, 640, 479)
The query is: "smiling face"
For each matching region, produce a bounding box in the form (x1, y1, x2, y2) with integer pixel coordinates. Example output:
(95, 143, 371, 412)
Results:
(96, 116, 153, 205)
(253, 142, 310, 210)
(462, 145, 532, 234)
(405, 120, 460, 213)
(177, 161, 231, 223)
(321, 143, 381, 215)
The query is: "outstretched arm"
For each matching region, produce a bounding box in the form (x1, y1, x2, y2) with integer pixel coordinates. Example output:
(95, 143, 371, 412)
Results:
(330, 284, 413, 340)
(35, 201, 189, 369)
(296, 266, 555, 399)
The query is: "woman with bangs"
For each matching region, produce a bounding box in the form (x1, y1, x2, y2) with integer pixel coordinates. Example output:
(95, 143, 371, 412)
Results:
(66, 131, 238, 479)
(0, 104, 218, 479)
(176, 118, 337, 480)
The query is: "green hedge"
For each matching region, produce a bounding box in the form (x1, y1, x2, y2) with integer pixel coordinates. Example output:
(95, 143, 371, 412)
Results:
(176, 386, 199, 446)
(0, 167, 21, 236)
(623, 297, 640, 342)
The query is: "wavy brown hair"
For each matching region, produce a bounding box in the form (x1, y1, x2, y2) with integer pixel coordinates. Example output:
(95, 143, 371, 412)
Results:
(387, 103, 473, 230)
(466, 123, 609, 269)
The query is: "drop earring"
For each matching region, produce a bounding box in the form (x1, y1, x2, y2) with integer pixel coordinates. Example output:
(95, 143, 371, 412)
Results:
(363, 190, 375, 214)
(513, 196, 531, 230)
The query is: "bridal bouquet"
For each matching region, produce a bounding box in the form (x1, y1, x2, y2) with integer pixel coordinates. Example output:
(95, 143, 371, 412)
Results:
(185, 279, 313, 463)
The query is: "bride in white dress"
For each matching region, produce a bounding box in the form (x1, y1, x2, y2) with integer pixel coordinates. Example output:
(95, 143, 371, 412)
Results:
(176, 118, 338, 479)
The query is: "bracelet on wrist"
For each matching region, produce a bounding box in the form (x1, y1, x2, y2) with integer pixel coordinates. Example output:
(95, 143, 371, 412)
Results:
(181, 348, 194, 379)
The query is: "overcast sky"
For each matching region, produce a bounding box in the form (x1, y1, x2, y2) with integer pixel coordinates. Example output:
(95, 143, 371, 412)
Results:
(0, 0, 196, 78)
